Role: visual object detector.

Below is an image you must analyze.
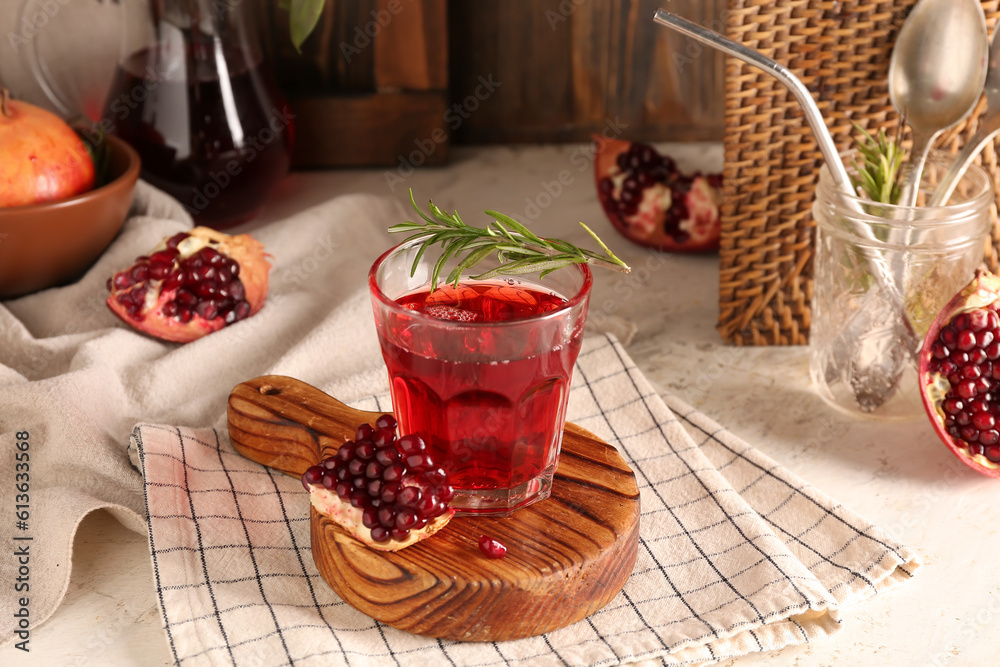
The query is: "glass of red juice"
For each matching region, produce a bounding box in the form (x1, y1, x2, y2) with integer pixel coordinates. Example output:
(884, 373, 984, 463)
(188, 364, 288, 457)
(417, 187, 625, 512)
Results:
(369, 239, 593, 516)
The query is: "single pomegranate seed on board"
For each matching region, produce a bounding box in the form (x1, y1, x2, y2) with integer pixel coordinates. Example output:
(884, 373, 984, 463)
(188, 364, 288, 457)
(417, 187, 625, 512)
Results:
(478, 535, 507, 559)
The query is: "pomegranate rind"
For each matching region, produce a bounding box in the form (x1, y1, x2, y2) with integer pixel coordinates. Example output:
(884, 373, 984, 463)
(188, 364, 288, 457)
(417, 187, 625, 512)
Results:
(105, 226, 271, 343)
(307, 483, 454, 551)
(592, 135, 722, 253)
(919, 268, 1000, 478)
(106, 288, 223, 343)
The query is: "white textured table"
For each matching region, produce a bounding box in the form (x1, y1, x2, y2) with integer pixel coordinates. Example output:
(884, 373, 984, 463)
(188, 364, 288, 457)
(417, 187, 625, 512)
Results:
(11, 145, 994, 666)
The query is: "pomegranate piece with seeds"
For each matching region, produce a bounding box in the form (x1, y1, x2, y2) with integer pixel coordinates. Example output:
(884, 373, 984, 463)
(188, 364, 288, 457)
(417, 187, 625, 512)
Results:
(594, 137, 723, 253)
(301, 414, 455, 551)
(920, 269, 1000, 478)
(105, 227, 270, 343)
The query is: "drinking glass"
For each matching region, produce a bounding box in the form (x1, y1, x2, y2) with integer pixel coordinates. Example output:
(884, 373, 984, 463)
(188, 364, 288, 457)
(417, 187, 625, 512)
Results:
(369, 240, 592, 516)
(810, 153, 993, 420)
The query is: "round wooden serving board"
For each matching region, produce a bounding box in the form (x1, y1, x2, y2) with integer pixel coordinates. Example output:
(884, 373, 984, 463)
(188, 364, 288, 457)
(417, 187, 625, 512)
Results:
(227, 375, 640, 641)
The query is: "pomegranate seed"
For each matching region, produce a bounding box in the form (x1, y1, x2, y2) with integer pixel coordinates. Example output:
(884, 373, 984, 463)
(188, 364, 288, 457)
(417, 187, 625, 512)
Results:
(373, 427, 395, 447)
(370, 526, 391, 542)
(376, 414, 397, 430)
(478, 535, 507, 559)
(362, 507, 380, 529)
(987, 446, 1000, 463)
(356, 442, 375, 460)
(981, 430, 1000, 446)
(398, 434, 426, 455)
(398, 486, 422, 507)
(970, 309, 990, 331)
(375, 446, 400, 466)
(405, 452, 434, 472)
(395, 508, 418, 530)
(113, 272, 134, 289)
(356, 423, 374, 441)
(973, 413, 996, 431)
(321, 472, 336, 489)
(196, 300, 219, 320)
(383, 463, 405, 482)
(337, 442, 356, 462)
(380, 481, 401, 504)
(165, 232, 189, 249)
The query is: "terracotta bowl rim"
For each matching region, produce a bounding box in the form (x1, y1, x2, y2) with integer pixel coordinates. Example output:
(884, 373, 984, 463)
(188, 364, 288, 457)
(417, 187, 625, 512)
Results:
(0, 134, 141, 219)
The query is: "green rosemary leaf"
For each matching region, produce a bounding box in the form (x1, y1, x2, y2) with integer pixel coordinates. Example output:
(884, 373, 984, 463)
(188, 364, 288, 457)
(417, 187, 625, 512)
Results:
(393, 189, 631, 288)
(850, 122, 905, 205)
(484, 210, 546, 245)
(446, 245, 497, 285)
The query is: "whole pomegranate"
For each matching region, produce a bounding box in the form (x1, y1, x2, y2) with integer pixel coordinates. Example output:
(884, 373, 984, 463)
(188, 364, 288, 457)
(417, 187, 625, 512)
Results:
(594, 137, 723, 252)
(301, 414, 455, 551)
(106, 227, 270, 343)
(0, 88, 95, 207)
(919, 269, 1000, 477)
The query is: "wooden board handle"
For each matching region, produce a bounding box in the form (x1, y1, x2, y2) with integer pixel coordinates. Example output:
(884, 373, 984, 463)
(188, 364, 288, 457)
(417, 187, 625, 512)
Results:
(227, 375, 383, 477)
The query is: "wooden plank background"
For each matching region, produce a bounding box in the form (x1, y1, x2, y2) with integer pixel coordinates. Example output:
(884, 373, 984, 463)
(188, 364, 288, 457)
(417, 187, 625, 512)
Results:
(256, 0, 726, 152)
(447, 0, 726, 143)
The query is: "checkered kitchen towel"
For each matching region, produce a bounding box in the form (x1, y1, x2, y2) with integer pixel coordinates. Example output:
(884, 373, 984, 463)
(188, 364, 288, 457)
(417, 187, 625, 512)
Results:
(129, 335, 920, 666)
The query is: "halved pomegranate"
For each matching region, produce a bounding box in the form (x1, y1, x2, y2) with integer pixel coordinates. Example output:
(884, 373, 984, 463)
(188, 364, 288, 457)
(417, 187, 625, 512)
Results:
(106, 227, 270, 343)
(919, 269, 1000, 477)
(302, 414, 455, 551)
(594, 137, 722, 252)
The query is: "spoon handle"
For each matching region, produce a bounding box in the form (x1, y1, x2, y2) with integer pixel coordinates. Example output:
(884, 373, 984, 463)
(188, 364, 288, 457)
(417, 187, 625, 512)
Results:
(897, 131, 937, 207)
(929, 120, 1000, 206)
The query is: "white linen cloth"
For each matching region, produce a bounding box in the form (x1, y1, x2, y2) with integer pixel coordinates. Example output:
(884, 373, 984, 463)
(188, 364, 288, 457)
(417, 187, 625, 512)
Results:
(0, 185, 919, 665)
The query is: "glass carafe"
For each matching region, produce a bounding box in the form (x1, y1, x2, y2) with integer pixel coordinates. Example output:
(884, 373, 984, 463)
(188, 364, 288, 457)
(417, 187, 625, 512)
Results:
(103, 0, 293, 228)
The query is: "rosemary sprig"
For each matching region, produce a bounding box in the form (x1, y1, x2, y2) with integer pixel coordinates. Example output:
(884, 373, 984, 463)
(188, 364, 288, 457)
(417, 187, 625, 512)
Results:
(390, 191, 631, 289)
(850, 123, 905, 205)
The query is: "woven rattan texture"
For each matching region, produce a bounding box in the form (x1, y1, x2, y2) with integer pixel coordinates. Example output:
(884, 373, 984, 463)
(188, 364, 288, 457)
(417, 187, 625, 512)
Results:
(719, 0, 1000, 346)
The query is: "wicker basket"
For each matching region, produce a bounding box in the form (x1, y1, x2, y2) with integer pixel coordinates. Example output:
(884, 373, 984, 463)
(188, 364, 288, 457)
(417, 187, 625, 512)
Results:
(719, 0, 1000, 346)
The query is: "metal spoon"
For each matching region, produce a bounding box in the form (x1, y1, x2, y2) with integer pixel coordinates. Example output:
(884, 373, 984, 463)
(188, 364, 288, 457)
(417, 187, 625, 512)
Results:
(891, 0, 988, 207)
(930, 26, 1000, 206)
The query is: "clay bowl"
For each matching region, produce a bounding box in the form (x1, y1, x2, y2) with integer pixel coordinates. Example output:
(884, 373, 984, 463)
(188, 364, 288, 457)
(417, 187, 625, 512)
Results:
(0, 134, 140, 299)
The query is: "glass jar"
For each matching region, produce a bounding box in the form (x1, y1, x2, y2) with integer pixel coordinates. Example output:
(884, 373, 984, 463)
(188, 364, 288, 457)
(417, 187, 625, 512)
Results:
(809, 153, 993, 420)
(102, 0, 294, 228)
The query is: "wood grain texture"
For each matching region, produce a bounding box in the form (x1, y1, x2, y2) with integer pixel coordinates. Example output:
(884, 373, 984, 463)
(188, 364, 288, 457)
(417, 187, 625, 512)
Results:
(253, 0, 450, 167)
(227, 375, 640, 641)
(447, 0, 726, 143)
(285, 92, 449, 168)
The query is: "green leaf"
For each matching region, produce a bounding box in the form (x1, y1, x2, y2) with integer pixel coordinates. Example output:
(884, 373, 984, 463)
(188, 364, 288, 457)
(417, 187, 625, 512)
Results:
(289, 0, 326, 52)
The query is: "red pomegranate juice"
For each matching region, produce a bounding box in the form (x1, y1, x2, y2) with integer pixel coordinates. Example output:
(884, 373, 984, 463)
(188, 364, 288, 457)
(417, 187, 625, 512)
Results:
(378, 280, 585, 510)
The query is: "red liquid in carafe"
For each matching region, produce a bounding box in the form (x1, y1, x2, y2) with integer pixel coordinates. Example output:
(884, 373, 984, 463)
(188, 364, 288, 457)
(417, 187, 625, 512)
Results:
(103, 46, 293, 228)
